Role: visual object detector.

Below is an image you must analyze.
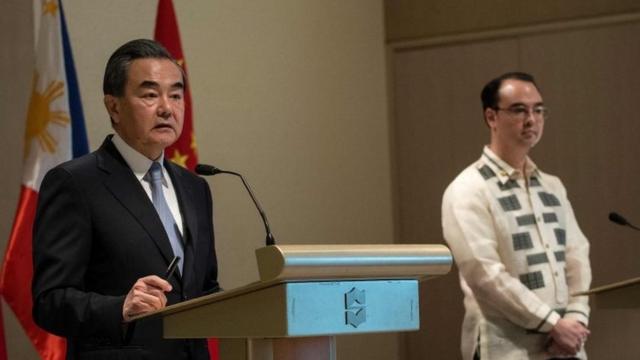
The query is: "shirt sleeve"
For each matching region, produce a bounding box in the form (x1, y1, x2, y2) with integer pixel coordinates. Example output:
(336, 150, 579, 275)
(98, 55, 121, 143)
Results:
(555, 179, 591, 325)
(442, 174, 561, 332)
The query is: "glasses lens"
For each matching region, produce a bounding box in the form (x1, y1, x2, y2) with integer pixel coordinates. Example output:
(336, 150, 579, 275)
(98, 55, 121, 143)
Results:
(534, 107, 548, 119)
(500, 106, 548, 120)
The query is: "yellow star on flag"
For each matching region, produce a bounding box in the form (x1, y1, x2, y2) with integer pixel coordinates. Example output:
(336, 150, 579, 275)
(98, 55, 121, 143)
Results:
(24, 71, 70, 158)
(191, 133, 197, 151)
(43, 0, 58, 16)
(170, 149, 189, 168)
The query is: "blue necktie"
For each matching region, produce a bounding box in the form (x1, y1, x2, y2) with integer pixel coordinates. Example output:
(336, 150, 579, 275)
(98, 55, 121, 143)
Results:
(147, 162, 184, 274)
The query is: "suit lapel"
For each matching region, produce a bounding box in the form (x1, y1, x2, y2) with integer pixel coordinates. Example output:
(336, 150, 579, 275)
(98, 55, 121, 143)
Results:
(96, 137, 176, 267)
(165, 161, 198, 288)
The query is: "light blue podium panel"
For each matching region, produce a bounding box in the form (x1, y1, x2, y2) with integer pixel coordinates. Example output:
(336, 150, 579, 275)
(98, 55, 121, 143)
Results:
(159, 279, 419, 339)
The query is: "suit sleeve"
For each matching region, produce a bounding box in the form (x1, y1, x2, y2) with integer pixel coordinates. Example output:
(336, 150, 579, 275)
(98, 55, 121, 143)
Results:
(200, 176, 220, 295)
(32, 167, 126, 340)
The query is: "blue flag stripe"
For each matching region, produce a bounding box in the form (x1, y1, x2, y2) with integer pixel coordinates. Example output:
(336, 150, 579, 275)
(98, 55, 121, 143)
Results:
(59, 0, 89, 158)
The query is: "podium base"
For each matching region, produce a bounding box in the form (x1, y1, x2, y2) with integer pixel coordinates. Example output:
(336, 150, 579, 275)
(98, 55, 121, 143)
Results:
(220, 337, 336, 360)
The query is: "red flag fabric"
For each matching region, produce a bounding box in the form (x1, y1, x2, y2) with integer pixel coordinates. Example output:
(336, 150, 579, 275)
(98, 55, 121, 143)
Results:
(154, 1, 218, 359)
(155, 0, 199, 171)
(0, 303, 5, 360)
(0, 0, 89, 359)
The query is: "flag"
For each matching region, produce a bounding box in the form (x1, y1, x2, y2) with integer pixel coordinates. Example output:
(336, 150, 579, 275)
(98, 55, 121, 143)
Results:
(155, 0, 199, 171)
(154, 1, 219, 359)
(0, 305, 5, 359)
(0, 0, 89, 359)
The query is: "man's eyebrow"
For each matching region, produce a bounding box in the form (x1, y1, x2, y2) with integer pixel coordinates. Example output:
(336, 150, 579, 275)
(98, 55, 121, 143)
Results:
(170, 81, 184, 90)
(138, 80, 160, 89)
(137, 80, 184, 90)
(508, 101, 544, 107)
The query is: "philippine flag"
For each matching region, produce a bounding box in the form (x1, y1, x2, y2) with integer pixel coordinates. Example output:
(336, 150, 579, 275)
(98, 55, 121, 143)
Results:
(0, 0, 88, 359)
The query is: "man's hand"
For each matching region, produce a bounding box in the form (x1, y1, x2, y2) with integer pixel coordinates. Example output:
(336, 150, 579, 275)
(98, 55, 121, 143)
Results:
(547, 319, 589, 356)
(122, 275, 172, 322)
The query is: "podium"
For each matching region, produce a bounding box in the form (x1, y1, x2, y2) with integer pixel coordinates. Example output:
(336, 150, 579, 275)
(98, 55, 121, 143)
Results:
(573, 276, 640, 309)
(133, 244, 452, 359)
(572, 277, 640, 358)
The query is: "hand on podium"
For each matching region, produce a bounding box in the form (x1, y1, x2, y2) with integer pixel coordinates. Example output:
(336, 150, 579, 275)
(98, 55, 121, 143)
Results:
(123, 275, 172, 322)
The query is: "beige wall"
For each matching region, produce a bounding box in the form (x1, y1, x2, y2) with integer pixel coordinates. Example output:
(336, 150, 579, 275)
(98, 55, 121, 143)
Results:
(390, 12, 640, 360)
(0, 0, 396, 359)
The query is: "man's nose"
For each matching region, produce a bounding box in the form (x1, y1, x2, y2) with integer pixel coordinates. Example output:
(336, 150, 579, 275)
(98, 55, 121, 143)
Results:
(157, 95, 172, 118)
(523, 109, 538, 124)
(524, 109, 535, 120)
(523, 117, 534, 127)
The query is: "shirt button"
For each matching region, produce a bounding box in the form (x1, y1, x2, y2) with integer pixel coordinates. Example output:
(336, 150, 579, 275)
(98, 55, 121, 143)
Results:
(545, 244, 550, 249)
(554, 271, 559, 276)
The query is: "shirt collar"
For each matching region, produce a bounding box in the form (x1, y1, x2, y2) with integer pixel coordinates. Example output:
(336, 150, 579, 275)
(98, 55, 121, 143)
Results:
(112, 133, 166, 185)
(480, 146, 539, 183)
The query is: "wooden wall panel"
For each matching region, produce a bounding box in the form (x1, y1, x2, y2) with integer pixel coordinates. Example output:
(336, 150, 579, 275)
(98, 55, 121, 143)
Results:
(391, 20, 640, 360)
(385, 0, 640, 42)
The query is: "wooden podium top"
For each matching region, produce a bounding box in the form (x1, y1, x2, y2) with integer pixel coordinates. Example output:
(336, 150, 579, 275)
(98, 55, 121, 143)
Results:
(573, 276, 640, 296)
(572, 276, 640, 309)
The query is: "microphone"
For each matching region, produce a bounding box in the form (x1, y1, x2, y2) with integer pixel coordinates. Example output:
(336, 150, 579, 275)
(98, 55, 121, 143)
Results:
(608, 211, 640, 231)
(195, 164, 276, 246)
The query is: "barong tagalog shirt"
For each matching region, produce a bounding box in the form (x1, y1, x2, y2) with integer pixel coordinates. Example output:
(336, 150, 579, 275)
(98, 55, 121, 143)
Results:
(442, 147, 591, 360)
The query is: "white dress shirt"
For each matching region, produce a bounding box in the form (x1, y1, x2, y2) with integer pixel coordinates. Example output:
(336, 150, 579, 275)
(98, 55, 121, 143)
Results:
(442, 146, 591, 360)
(112, 133, 184, 236)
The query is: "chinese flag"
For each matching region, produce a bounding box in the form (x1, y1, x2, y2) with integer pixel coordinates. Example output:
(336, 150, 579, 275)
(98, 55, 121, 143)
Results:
(0, 0, 89, 359)
(154, 1, 219, 359)
(155, 0, 199, 171)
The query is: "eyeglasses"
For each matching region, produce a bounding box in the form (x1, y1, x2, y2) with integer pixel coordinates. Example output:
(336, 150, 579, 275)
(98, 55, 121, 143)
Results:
(494, 105, 549, 121)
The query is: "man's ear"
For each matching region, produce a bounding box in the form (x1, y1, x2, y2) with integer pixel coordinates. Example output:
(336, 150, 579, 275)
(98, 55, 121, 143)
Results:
(484, 108, 497, 129)
(104, 95, 120, 124)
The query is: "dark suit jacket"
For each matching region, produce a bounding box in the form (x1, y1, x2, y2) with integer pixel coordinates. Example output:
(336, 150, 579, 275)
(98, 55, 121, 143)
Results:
(32, 136, 219, 360)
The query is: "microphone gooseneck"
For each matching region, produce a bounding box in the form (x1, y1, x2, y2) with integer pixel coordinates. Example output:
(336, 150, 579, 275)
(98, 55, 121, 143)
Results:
(196, 163, 276, 246)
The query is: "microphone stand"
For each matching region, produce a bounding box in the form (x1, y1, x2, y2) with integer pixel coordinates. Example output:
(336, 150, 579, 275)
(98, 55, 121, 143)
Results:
(196, 164, 276, 246)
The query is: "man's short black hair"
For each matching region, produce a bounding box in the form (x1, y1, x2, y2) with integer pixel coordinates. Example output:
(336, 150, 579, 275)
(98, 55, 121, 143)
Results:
(480, 72, 539, 111)
(103, 39, 180, 96)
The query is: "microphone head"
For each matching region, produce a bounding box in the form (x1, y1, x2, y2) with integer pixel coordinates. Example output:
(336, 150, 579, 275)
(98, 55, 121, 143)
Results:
(609, 211, 628, 226)
(195, 163, 222, 176)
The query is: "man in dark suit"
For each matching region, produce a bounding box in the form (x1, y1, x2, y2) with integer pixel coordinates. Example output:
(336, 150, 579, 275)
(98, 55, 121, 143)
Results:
(32, 39, 219, 359)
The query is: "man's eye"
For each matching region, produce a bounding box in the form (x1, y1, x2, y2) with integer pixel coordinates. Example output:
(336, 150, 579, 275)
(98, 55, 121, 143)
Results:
(143, 93, 158, 98)
(512, 108, 528, 114)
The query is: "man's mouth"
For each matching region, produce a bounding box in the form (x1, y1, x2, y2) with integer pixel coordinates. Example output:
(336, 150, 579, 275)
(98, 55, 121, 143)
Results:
(153, 123, 173, 130)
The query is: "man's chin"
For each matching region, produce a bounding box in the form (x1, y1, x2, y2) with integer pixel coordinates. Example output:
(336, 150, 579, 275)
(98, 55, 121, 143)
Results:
(522, 132, 539, 142)
(152, 133, 180, 149)
(525, 137, 540, 148)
